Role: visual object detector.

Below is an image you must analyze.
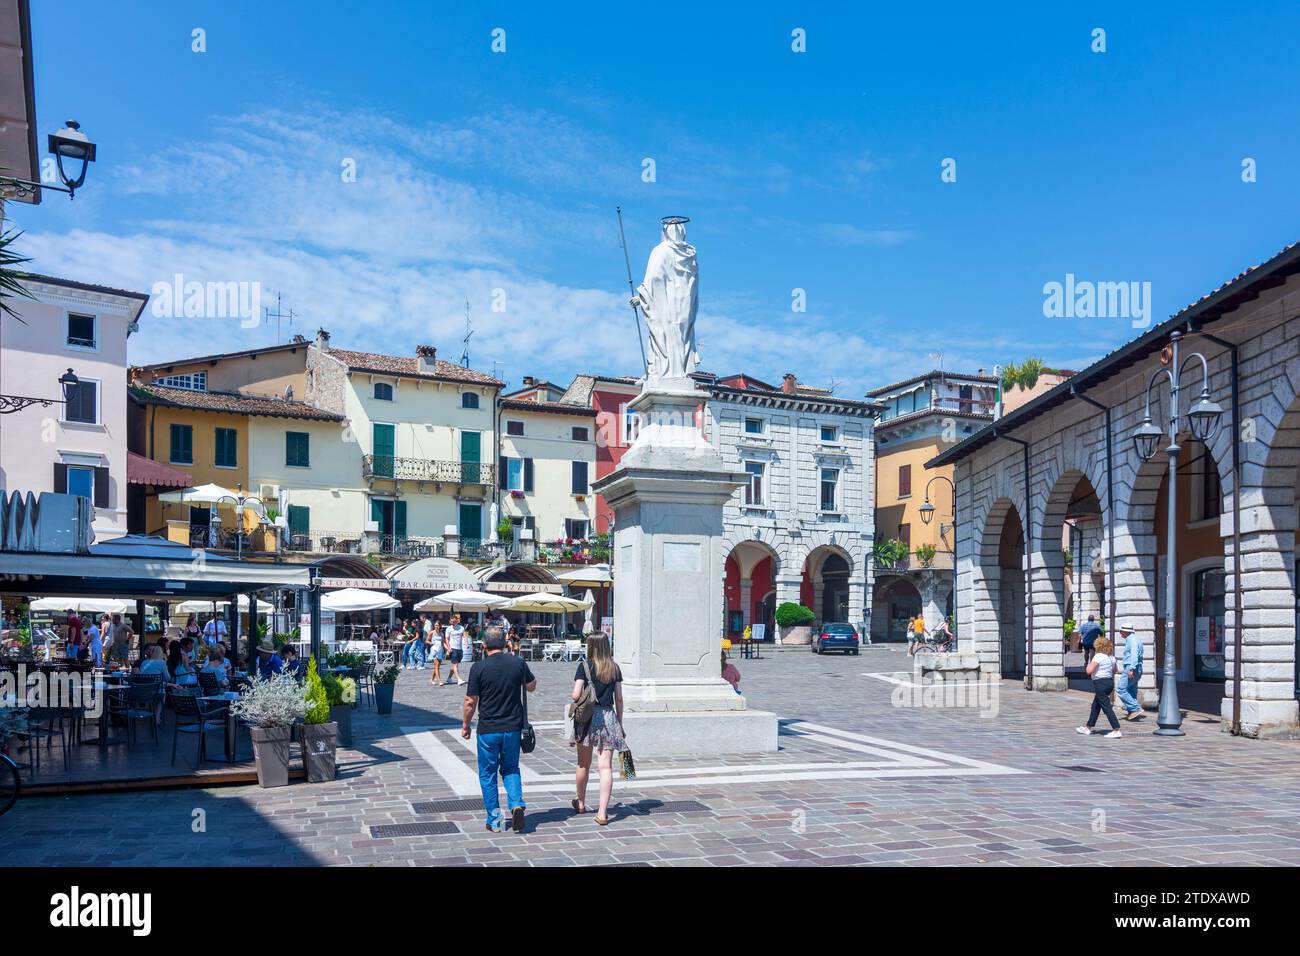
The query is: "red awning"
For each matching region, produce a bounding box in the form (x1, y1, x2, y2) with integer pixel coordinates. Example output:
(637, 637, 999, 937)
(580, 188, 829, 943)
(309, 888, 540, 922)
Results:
(127, 451, 192, 488)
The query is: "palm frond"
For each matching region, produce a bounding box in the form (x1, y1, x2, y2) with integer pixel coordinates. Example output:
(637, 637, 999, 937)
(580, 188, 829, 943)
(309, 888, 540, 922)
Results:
(0, 227, 35, 324)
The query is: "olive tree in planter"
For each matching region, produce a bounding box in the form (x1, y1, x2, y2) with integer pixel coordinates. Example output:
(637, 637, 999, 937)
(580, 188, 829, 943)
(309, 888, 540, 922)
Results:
(323, 672, 357, 747)
(230, 670, 306, 788)
(775, 602, 816, 645)
(374, 664, 399, 715)
(301, 657, 338, 783)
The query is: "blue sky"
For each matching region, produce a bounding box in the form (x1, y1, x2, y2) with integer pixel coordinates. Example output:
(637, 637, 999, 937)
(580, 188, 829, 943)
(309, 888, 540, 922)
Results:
(12, 1, 1300, 395)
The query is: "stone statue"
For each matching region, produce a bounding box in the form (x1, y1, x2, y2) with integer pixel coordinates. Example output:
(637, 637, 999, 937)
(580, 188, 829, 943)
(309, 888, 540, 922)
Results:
(632, 216, 699, 390)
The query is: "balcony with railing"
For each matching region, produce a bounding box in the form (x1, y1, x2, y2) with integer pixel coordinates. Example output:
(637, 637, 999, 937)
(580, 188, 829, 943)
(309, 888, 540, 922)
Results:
(283, 529, 444, 558)
(874, 550, 956, 573)
(362, 455, 496, 486)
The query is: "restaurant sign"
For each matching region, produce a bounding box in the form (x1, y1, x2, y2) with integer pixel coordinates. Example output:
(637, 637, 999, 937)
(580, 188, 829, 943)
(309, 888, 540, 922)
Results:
(317, 577, 389, 590)
(484, 582, 563, 594)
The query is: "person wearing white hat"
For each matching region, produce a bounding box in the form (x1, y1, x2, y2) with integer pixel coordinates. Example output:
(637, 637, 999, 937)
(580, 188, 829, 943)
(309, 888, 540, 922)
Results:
(1114, 621, 1145, 721)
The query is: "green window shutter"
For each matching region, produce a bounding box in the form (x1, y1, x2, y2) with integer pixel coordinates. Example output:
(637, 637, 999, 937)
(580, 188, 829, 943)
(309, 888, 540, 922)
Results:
(371, 498, 383, 524)
(524, 457, 534, 493)
(170, 424, 193, 464)
(287, 505, 310, 535)
(215, 427, 237, 467)
(286, 431, 310, 467)
(372, 423, 395, 478)
(394, 500, 407, 539)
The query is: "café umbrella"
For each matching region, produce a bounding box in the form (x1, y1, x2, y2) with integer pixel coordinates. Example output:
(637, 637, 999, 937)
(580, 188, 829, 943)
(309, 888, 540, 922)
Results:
(414, 589, 509, 612)
(320, 588, 401, 613)
(505, 591, 593, 614)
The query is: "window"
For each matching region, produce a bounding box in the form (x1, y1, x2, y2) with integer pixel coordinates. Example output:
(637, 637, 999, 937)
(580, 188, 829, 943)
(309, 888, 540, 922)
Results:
(66, 313, 96, 349)
(286, 431, 310, 467)
(572, 426, 589, 442)
(373, 382, 394, 401)
(214, 427, 238, 468)
(63, 380, 97, 424)
(622, 405, 641, 445)
(572, 461, 589, 495)
(565, 518, 590, 540)
(170, 423, 194, 464)
(820, 425, 838, 442)
(898, 463, 912, 498)
(744, 461, 765, 506)
(155, 371, 206, 391)
(506, 458, 525, 491)
(506, 420, 524, 437)
(1196, 458, 1222, 522)
(66, 466, 95, 501)
(461, 392, 480, 409)
(744, 417, 764, 435)
(287, 505, 310, 537)
(899, 523, 911, 550)
(820, 467, 839, 512)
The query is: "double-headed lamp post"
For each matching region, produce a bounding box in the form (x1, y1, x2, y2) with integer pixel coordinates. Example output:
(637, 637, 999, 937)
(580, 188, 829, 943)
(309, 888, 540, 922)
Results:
(918, 474, 957, 648)
(211, 483, 267, 560)
(1131, 330, 1223, 737)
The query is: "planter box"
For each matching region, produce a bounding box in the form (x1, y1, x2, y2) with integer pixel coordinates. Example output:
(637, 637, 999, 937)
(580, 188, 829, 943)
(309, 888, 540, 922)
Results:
(330, 704, 353, 747)
(375, 682, 395, 715)
(779, 624, 813, 645)
(301, 722, 338, 782)
(250, 725, 292, 788)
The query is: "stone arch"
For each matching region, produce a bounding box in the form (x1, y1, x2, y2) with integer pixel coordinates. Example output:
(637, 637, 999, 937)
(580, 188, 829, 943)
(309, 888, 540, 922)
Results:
(872, 574, 922, 643)
(971, 496, 1026, 679)
(1035, 468, 1104, 690)
(804, 543, 855, 624)
(724, 538, 782, 640)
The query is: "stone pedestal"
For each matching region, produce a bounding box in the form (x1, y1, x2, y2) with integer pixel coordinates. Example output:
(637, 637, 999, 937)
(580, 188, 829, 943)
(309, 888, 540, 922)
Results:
(592, 387, 779, 757)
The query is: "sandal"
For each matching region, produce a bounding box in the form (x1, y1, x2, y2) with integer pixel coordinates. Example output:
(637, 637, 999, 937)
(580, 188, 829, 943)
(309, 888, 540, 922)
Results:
(594, 815, 610, 826)
(571, 799, 587, 814)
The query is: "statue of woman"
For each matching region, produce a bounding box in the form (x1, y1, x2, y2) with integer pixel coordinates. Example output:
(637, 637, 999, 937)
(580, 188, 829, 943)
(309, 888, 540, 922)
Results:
(632, 217, 698, 388)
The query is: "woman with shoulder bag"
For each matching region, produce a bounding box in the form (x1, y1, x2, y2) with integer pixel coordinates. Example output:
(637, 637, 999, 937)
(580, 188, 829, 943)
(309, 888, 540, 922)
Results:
(571, 634, 625, 825)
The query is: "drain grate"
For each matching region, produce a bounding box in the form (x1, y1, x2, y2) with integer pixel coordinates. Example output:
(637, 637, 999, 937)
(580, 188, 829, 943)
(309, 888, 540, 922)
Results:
(412, 799, 484, 814)
(370, 822, 459, 838)
(1057, 765, 1106, 773)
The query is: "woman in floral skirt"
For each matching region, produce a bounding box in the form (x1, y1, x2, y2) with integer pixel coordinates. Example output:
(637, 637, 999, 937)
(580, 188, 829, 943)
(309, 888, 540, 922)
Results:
(571, 634, 626, 825)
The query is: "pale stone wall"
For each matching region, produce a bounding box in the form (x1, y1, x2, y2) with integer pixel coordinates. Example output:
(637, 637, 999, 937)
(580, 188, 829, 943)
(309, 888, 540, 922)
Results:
(956, 274, 1300, 737)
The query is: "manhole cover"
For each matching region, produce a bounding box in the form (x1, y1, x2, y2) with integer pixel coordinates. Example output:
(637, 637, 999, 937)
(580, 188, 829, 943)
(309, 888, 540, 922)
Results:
(370, 822, 459, 838)
(412, 799, 483, 814)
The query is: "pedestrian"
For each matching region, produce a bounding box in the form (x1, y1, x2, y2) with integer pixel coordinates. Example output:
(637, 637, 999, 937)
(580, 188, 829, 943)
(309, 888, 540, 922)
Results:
(1076, 634, 1122, 739)
(1078, 613, 1103, 667)
(462, 625, 536, 833)
(571, 634, 625, 825)
(428, 620, 445, 685)
(443, 614, 468, 685)
(907, 614, 924, 655)
(1114, 621, 1145, 721)
(405, 616, 426, 670)
(183, 614, 203, 644)
(721, 650, 741, 693)
(64, 608, 83, 660)
(202, 614, 227, 647)
(107, 613, 133, 664)
(86, 615, 105, 667)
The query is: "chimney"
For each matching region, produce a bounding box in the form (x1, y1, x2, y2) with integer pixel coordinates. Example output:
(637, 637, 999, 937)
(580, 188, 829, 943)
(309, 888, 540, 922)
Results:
(522, 375, 536, 388)
(782, 373, 797, 394)
(416, 344, 437, 375)
(314, 328, 330, 352)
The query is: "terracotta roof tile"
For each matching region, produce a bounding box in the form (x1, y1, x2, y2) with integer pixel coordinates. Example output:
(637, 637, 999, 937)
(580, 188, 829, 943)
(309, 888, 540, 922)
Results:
(131, 384, 344, 421)
(327, 348, 504, 387)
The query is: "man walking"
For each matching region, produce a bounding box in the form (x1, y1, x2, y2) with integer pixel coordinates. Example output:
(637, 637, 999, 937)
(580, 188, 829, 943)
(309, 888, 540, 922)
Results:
(1114, 621, 1145, 721)
(1078, 614, 1103, 667)
(462, 626, 536, 833)
(444, 614, 468, 685)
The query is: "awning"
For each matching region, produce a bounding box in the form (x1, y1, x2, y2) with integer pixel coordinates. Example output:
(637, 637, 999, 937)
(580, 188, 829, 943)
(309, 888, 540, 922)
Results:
(505, 591, 593, 613)
(472, 561, 562, 594)
(386, 556, 480, 592)
(321, 587, 401, 612)
(127, 451, 192, 489)
(0, 549, 310, 599)
(554, 564, 612, 587)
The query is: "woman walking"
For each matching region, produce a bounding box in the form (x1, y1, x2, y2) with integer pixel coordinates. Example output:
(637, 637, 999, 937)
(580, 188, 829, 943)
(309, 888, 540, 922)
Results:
(571, 635, 626, 826)
(428, 620, 445, 685)
(1076, 635, 1122, 739)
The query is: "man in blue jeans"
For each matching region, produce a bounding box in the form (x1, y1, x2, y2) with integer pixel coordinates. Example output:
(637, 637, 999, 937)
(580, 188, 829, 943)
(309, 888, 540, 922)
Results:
(1114, 621, 1145, 721)
(462, 626, 536, 832)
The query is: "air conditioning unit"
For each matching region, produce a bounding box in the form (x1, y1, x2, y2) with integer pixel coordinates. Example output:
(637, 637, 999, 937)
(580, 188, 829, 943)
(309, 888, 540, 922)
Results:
(260, 484, 279, 500)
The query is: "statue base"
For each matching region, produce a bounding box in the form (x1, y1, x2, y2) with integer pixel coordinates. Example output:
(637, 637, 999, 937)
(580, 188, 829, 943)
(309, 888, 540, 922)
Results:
(592, 386, 779, 757)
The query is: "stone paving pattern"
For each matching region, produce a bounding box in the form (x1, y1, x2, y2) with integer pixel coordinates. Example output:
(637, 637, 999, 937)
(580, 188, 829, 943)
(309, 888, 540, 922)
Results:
(2, 643, 1299, 866)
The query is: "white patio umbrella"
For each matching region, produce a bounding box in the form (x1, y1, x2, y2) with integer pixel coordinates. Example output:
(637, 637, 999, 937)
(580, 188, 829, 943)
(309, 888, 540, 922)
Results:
(30, 596, 133, 615)
(506, 591, 593, 614)
(554, 564, 612, 587)
(157, 482, 243, 504)
(582, 589, 596, 633)
(321, 587, 401, 613)
(414, 589, 509, 612)
(175, 595, 273, 615)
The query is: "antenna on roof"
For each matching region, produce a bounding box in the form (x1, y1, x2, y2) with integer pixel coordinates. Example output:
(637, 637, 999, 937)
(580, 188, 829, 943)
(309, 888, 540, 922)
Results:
(461, 299, 473, 368)
(265, 292, 297, 345)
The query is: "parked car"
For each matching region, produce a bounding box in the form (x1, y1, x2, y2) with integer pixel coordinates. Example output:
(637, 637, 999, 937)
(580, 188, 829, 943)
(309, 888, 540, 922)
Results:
(812, 623, 859, 655)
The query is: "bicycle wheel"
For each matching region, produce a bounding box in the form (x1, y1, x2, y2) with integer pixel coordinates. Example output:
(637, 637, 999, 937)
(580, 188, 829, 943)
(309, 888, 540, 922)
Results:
(0, 754, 19, 817)
(913, 644, 938, 656)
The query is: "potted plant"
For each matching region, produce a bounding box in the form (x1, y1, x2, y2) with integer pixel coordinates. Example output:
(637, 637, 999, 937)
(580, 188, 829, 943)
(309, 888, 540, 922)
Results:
(496, 517, 514, 542)
(1063, 618, 1078, 653)
(915, 543, 937, 568)
(323, 671, 357, 747)
(230, 669, 307, 788)
(776, 602, 816, 645)
(300, 657, 338, 783)
(374, 664, 399, 714)
(873, 538, 910, 570)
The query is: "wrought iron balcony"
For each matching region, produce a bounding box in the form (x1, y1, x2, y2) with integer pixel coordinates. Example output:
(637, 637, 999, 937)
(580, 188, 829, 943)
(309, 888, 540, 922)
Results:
(362, 455, 495, 485)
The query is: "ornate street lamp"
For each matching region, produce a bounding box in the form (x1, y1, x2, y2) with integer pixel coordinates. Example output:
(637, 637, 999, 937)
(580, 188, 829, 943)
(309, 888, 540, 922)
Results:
(0, 367, 79, 414)
(1131, 330, 1223, 737)
(919, 474, 957, 649)
(211, 483, 267, 560)
(0, 120, 98, 200)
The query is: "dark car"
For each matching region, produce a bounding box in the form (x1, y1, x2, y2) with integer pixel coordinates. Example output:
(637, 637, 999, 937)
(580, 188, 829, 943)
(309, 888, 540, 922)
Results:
(812, 623, 859, 655)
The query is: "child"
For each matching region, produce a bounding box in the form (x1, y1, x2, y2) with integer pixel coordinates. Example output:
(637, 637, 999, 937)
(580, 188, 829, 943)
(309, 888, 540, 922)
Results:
(1076, 635, 1122, 739)
(721, 650, 742, 693)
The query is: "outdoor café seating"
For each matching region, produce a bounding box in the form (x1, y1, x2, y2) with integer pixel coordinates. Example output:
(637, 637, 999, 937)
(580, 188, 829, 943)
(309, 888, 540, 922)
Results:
(167, 688, 228, 767)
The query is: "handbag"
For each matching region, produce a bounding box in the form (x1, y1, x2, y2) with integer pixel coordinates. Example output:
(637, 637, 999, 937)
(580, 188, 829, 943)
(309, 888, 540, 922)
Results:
(571, 658, 596, 727)
(619, 748, 636, 781)
(519, 674, 536, 754)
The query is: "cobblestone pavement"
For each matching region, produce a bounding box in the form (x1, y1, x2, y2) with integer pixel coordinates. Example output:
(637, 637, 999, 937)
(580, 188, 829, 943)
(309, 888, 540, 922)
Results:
(3, 643, 1299, 867)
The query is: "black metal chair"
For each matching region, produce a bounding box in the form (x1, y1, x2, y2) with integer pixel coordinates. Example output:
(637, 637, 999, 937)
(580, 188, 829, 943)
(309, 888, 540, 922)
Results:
(197, 671, 225, 697)
(112, 682, 161, 746)
(19, 707, 69, 775)
(357, 661, 375, 708)
(167, 688, 227, 766)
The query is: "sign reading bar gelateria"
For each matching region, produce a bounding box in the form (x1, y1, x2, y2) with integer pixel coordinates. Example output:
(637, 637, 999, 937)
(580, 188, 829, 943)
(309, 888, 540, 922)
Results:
(388, 557, 480, 592)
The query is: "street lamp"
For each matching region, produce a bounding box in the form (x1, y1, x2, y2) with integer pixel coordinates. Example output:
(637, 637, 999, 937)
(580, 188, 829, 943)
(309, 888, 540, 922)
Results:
(1131, 329, 1223, 737)
(0, 121, 98, 200)
(0, 367, 79, 414)
(211, 483, 267, 560)
(919, 474, 958, 648)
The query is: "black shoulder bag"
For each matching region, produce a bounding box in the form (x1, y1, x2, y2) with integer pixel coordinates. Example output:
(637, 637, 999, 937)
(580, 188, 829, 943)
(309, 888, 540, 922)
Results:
(520, 665, 536, 753)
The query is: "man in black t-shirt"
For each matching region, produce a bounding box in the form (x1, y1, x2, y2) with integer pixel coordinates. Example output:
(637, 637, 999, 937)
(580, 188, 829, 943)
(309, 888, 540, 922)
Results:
(463, 626, 537, 833)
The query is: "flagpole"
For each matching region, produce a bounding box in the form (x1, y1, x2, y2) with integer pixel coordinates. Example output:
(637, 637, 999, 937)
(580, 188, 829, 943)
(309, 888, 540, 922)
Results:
(616, 206, 649, 375)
